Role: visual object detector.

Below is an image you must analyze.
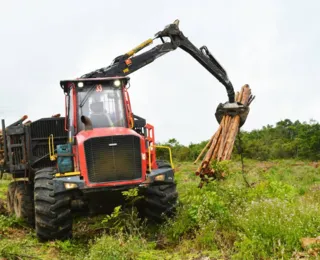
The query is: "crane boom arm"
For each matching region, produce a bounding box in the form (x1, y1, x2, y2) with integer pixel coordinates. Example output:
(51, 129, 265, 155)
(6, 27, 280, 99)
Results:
(81, 20, 235, 103)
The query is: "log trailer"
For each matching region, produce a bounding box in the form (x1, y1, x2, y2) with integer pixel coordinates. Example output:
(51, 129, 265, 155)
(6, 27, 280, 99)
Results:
(0, 20, 247, 240)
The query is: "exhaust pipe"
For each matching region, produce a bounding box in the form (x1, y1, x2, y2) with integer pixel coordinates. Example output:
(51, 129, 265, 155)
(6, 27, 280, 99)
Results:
(81, 116, 93, 131)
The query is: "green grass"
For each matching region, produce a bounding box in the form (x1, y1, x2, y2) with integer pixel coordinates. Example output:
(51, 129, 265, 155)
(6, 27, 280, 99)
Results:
(0, 160, 319, 259)
(0, 179, 10, 200)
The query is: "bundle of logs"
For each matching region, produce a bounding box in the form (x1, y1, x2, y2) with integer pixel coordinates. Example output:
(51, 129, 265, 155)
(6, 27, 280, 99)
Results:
(194, 84, 254, 185)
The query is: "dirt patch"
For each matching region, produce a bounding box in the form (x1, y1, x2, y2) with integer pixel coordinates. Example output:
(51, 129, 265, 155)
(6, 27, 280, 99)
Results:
(0, 227, 28, 240)
(256, 162, 276, 172)
(300, 237, 320, 257)
(309, 162, 320, 168)
(291, 162, 306, 167)
(46, 247, 62, 259)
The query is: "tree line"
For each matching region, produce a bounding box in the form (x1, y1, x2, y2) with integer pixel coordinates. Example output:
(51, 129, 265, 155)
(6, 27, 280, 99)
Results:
(157, 119, 320, 161)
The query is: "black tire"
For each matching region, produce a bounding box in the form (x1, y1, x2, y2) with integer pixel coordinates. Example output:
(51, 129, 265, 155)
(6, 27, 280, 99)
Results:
(13, 182, 34, 226)
(34, 167, 72, 241)
(6, 182, 16, 215)
(156, 160, 172, 169)
(142, 182, 178, 223)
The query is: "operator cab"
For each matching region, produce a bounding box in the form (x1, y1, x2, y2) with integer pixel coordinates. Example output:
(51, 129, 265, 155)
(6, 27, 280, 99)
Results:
(60, 77, 132, 133)
(78, 81, 126, 129)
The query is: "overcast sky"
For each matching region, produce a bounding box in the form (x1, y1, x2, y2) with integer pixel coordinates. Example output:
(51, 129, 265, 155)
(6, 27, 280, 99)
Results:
(0, 0, 319, 145)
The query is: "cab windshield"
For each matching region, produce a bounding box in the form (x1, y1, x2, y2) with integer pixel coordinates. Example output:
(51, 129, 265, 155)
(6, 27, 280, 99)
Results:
(78, 83, 127, 130)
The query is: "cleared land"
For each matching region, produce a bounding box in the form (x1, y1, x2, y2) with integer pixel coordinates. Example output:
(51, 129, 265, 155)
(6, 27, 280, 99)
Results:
(0, 160, 319, 259)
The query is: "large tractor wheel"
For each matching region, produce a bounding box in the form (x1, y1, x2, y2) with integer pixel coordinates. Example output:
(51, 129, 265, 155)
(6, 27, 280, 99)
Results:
(34, 168, 72, 241)
(143, 183, 178, 222)
(142, 160, 178, 222)
(13, 182, 34, 226)
(6, 182, 16, 215)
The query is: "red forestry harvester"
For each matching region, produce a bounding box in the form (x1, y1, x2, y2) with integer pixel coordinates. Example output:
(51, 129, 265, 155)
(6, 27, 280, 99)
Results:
(0, 20, 248, 240)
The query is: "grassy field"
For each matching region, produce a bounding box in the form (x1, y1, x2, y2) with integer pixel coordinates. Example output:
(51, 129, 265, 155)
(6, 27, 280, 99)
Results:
(0, 160, 320, 259)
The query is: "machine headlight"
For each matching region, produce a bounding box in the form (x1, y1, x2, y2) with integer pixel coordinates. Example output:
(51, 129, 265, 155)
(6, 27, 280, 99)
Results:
(78, 82, 84, 88)
(114, 80, 121, 87)
(154, 174, 165, 181)
(64, 183, 78, 189)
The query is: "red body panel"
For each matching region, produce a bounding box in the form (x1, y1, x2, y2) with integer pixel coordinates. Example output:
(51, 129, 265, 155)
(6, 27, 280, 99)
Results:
(75, 127, 147, 188)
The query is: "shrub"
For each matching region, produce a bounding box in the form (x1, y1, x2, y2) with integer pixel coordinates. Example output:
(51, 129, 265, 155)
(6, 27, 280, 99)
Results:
(164, 181, 229, 242)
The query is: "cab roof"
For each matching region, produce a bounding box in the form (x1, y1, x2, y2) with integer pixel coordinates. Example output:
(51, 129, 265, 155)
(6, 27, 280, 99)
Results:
(60, 76, 130, 93)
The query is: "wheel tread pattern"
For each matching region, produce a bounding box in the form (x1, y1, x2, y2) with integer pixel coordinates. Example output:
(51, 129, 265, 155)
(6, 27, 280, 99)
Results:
(34, 167, 72, 241)
(142, 182, 178, 223)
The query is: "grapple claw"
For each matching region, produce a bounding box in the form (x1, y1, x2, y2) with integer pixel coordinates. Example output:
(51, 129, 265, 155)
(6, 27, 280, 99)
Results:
(215, 102, 250, 127)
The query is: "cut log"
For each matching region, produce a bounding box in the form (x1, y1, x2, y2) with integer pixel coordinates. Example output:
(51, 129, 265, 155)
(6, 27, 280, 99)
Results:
(193, 133, 215, 164)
